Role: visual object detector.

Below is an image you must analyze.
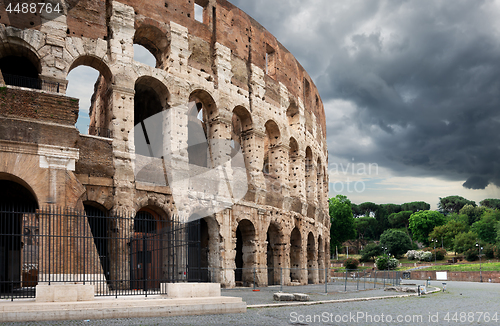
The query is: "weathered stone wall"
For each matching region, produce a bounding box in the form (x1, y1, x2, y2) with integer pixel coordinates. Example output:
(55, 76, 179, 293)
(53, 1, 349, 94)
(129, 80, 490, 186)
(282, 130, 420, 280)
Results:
(0, 0, 330, 288)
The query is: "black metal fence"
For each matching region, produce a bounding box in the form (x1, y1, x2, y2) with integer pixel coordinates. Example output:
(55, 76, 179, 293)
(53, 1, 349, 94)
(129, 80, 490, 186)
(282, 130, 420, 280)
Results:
(2, 73, 60, 93)
(0, 205, 202, 300)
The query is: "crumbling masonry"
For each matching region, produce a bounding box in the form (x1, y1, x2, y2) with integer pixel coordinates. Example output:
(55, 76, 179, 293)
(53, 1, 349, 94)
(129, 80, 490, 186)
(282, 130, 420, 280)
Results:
(0, 0, 329, 288)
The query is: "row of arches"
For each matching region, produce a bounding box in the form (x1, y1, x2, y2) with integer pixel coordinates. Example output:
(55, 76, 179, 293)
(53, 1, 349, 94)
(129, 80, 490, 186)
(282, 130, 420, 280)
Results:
(236, 218, 328, 286)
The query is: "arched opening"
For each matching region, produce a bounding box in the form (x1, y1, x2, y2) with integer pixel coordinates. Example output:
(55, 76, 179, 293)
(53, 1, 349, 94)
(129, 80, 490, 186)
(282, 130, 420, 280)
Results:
(317, 158, 323, 206)
(234, 219, 256, 286)
(305, 147, 314, 201)
(130, 207, 168, 291)
(262, 120, 281, 176)
(289, 227, 301, 283)
(84, 202, 110, 283)
(133, 25, 170, 69)
(0, 177, 38, 294)
(307, 232, 316, 284)
(288, 137, 300, 197)
(266, 222, 281, 285)
(133, 44, 156, 68)
(286, 101, 300, 128)
(318, 235, 325, 283)
(67, 57, 113, 137)
(232, 106, 252, 177)
(187, 90, 216, 167)
(0, 43, 41, 90)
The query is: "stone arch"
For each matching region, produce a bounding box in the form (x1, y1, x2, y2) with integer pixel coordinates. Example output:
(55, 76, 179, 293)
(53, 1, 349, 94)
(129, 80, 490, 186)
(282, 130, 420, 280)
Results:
(317, 157, 324, 206)
(0, 175, 39, 292)
(134, 76, 170, 161)
(133, 24, 170, 69)
(234, 218, 256, 285)
(0, 173, 39, 207)
(305, 146, 315, 201)
(187, 89, 217, 167)
(266, 221, 283, 285)
(286, 99, 300, 129)
(288, 137, 300, 197)
(130, 205, 170, 290)
(68, 55, 112, 83)
(0, 40, 42, 90)
(289, 227, 302, 283)
(262, 120, 281, 175)
(307, 232, 317, 284)
(68, 55, 114, 136)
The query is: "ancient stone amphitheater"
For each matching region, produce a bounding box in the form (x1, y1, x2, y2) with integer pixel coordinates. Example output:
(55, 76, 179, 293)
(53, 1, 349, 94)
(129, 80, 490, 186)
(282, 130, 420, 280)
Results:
(0, 0, 329, 289)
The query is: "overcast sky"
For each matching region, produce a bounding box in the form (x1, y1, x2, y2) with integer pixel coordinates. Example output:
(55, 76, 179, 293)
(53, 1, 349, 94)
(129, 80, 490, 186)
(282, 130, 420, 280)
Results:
(68, 1, 500, 209)
(227, 0, 500, 208)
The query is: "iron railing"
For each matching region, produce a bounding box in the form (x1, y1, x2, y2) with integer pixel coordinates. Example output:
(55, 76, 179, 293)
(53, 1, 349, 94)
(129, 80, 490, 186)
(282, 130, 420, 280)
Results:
(2, 73, 60, 93)
(0, 205, 202, 300)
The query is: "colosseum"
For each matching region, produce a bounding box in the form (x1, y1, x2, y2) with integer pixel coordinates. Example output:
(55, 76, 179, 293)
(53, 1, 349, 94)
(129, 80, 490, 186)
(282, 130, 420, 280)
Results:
(0, 0, 329, 294)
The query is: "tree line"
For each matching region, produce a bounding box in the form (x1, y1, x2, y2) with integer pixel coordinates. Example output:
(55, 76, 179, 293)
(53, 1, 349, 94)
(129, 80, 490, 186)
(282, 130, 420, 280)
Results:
(330, 195, 500, 261)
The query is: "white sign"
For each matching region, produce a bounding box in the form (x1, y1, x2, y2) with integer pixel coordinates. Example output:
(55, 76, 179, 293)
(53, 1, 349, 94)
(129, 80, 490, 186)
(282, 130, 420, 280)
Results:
(436, 272, 448, 280)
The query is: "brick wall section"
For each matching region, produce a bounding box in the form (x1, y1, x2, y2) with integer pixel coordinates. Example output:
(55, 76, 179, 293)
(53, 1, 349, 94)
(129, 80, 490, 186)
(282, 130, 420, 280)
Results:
(0, 87, 79, 125)
(0, 117, 79, 147)
(75, 135, 114, 178)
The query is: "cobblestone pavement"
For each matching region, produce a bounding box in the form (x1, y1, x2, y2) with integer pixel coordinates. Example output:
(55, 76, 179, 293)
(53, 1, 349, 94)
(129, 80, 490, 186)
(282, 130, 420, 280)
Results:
(3, 281, 500, 325)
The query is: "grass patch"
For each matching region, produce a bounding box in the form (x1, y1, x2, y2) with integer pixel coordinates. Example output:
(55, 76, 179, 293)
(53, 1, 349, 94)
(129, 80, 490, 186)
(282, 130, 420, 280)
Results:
(419, 262, 500, 272)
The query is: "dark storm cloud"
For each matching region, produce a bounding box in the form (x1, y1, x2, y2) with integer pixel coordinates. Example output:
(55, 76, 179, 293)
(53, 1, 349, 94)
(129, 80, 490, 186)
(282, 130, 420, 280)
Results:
(229, 0, 500, 189)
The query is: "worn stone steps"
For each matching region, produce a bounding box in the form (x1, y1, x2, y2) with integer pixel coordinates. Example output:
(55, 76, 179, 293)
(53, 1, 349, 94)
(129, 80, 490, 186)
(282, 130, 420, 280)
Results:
(0, 296, 246, 322)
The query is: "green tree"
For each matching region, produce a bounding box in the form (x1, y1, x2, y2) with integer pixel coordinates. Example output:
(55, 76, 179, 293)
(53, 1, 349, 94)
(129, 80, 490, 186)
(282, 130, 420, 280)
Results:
(388, 211, 413, 231)
(459, 204, 486, 225)
(480, 198, 500, 210)
(401, 201, 430, 212)
(360, 242, 382, 262)
(454, 231, 478, 254)
(330, 195, 356, 253)
(379, 229, 412, 258)
(354, 216, 377, 240)
(380, 204, 402, 215)
(428, 219, 468, 250)
(409, 210, 446, 245)
(471, 210, 500, 244)
(438, 196, 476, 215)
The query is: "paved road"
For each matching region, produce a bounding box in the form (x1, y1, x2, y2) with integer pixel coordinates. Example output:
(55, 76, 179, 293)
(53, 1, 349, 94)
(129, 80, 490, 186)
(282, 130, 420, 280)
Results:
(3, 281, 500, 325)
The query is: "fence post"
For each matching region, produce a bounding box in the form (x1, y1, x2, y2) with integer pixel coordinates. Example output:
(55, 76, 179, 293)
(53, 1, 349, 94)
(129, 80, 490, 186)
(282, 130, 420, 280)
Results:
(344, 271, 347, 292)
(253, 268, 257, 291)
(357, 272, 359, 290)
(325, 267, 328, 293)
(383, 270, 386, 288)
(374, 271, 377, 288)
(364, 270, 366, 289)
(280, 267, 283, 292)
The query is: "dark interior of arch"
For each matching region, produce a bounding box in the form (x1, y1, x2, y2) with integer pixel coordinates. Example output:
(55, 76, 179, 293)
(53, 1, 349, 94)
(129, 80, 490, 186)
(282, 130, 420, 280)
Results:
(0, 56, 40, 89)
(84, 203, 110, 281)
(134, 210, 157, 233)
(134, 83, 163, 157)
(0, 180, 38, 209)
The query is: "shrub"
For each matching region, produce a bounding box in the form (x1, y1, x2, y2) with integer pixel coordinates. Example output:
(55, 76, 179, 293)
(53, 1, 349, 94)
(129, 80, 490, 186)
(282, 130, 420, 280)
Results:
(360, 243, 382, 262)
(465, 248, 479, 261)
(379, 229, 413, 258)
(483, 244, 495, 259)
(388, 257, 399, 270)
(343, 258, 359, 270)
(376, 255, 388, 270)
(406, 250, 417, 260)
(420, 251, 432, 262)
(431, 248, 446, 261)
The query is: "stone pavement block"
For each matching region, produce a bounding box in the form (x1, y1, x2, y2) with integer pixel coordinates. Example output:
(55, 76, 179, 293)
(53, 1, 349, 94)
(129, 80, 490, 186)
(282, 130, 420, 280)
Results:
(293, 293, 310, 301)
(273, 293, 295, 301)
